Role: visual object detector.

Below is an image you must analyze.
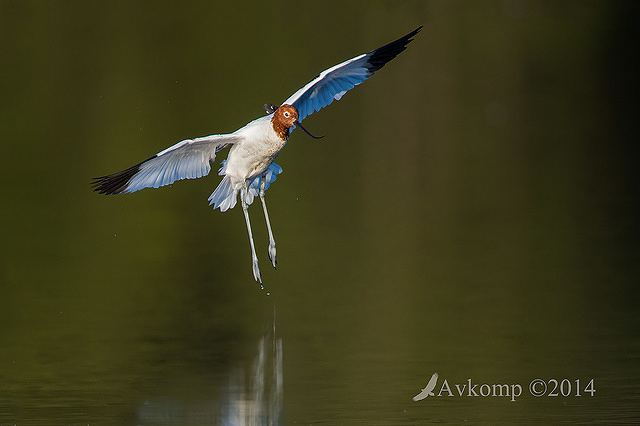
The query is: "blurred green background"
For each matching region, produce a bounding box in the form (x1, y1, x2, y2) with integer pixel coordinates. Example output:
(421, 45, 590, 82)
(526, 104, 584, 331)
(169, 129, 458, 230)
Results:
(1, 1, 639, 424)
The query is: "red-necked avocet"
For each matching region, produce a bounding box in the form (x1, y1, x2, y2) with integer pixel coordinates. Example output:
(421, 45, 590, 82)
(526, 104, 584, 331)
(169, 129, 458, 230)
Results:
(93, 27, 421, 285)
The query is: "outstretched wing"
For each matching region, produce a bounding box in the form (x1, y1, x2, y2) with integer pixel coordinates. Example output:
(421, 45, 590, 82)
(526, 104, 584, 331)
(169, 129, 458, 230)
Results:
(425, 372, 439, 392)
(281, 27, 421, 123)
(92, 134, 242, 195)
(413, 372, 439, 402)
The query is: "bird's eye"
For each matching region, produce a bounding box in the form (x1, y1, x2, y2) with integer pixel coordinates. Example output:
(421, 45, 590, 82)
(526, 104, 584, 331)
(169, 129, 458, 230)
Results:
(283, 111, 290, 118)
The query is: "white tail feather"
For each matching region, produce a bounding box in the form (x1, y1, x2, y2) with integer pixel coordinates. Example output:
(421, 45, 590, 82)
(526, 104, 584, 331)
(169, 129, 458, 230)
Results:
(208, 176, 238, 212)
(208, 162, 283, 212)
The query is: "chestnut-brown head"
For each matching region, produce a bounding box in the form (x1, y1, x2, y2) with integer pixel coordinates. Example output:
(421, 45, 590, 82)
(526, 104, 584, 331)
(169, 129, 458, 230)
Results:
(271, 105, 299, 140)
(271, 104, 323, 140)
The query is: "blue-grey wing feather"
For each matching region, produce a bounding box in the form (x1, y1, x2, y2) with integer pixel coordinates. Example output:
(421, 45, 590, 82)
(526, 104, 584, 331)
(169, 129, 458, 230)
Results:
(281, 27, 421, 124)
(92, 134, 241, 195)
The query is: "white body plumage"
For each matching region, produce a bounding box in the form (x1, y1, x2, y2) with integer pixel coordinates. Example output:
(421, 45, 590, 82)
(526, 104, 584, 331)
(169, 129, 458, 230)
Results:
(93, 27, 421, 284)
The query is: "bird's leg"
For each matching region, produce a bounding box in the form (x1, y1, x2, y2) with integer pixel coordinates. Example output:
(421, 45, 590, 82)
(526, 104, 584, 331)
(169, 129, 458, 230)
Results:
(241, 183, 262, 284)
(259, 174, 277, 269)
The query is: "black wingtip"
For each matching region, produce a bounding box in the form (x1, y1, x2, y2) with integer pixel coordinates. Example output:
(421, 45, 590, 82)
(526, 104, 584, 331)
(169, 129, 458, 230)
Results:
(91, 167, 137, 195)
(366, 26, 422, 73)
(91, 157, 152, 195)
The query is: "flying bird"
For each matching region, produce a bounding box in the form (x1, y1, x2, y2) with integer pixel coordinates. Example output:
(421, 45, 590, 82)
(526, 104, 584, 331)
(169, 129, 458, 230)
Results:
(413, 372, 439, 401)
(93, 27, 421, 284)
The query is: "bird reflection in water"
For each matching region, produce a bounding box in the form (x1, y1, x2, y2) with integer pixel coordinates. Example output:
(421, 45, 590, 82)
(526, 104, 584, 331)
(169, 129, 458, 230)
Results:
(221, 312, 283, 426)
(137, 310, 283, 425)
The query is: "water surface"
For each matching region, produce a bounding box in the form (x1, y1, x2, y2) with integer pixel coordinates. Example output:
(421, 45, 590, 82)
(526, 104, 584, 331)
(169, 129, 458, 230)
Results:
(1, 1, 639, 424)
